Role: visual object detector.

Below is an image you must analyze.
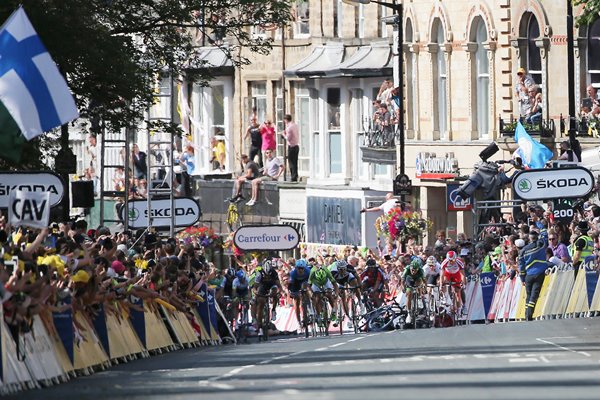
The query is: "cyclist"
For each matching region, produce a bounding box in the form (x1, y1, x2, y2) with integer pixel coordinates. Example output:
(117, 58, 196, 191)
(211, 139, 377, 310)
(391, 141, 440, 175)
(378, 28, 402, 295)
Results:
(231, 270, 250, 326)
(424, 256, 441, 293)
(360, 258, 385, 307)
(402, 258, 425, 324)
(288, 259, 312, 326)
(330, 259, 359, 327)
(440, 250, 466, 314)
(308, 261, 339, 325)
(254, 260, 282, 328)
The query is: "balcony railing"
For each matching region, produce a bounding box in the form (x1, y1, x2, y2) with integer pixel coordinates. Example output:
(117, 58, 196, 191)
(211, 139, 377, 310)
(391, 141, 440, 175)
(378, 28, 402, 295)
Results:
(360, 118, 399, 165)
(499, 116, 556, 137)
(559, 115, 600, 138)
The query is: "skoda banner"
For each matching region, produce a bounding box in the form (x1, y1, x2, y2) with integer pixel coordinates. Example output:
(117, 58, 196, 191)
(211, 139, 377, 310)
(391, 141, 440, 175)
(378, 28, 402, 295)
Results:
(0, 172, 64, 209)
(234, 225, 300, 251)
(120, 198, 201, 229)
(512, 167, 594, 201)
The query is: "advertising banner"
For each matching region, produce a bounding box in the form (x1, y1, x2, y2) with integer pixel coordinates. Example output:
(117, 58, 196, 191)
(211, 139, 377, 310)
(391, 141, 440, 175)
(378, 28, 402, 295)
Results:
(447, 183, 472, 211)
(513, 167, 594, 201)
(120, 198, 201, 229)
(234, 225, 299, 251)
(306, 196, 361, 245)
(0, 172, 64, 209)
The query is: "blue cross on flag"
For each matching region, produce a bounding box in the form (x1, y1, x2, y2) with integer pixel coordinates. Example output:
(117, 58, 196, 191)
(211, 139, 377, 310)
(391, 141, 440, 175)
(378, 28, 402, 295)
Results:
(0, 7, 78, 140)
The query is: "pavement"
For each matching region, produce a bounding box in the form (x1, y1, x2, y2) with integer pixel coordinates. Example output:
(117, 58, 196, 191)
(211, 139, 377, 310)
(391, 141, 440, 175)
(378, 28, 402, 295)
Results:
(10, 318, 600, 400)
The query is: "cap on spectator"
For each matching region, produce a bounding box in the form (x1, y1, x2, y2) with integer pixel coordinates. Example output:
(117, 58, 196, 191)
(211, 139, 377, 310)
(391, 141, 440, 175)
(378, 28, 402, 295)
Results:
(515, 239, 526, 248)
(71, 270, 90, 284)
(111, 260, 126, 275)
(117, 244, 128, 254)
(584, 202, 594, 211)
(517, 67, 526, 75)
(578, 220, 590, 232)
(97, 226, 111, 236)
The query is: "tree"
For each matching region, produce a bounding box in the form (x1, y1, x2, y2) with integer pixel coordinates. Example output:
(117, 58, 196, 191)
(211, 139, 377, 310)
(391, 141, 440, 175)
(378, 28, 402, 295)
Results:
(0, 0, 292, 169)
(574, 0, 600, 26)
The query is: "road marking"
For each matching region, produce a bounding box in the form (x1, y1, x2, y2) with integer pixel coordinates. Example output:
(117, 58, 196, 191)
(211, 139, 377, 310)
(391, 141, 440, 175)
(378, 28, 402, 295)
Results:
(509, 358, 540, 363)
(348, 336, 365, 342)
(315, 347, 328, 352)
(536, 338, 592, 357)
(329, 342, 345, 348)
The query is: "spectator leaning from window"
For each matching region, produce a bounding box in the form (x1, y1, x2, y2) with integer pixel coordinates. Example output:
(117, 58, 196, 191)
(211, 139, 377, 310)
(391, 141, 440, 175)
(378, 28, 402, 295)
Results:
(247, 149, 284, 206)
(515, 67, 535, 118)
(581, 85, 600, 118)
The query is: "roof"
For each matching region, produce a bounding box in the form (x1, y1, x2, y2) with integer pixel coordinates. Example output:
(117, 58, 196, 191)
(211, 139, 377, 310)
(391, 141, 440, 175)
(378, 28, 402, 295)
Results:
(284, 42, 345, 78)
(328, 42, 393, 78)
(187, 47, 234, 74)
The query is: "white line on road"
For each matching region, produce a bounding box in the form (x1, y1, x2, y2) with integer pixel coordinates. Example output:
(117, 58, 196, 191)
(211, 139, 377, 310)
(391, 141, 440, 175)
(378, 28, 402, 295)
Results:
(315, 347, 328, 352)
(536, 337, 592, 358)
(509, 358, 540, 363)
(348, 336, 365, 342)
(329, 342, 346, 348)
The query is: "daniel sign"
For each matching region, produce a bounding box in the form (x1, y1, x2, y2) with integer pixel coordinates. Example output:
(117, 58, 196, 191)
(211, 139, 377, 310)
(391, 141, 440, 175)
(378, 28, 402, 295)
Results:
(234, 225, 300, 251)
(513, 167, 594, 201)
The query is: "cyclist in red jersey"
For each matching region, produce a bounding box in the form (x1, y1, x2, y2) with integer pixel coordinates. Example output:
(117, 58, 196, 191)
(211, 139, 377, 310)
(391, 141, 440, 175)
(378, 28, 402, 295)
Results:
(440, 250, 466, 313)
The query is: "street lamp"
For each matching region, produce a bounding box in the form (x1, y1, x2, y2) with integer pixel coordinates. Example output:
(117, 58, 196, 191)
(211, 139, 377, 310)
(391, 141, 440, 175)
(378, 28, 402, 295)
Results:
(343, 0, 405, 192)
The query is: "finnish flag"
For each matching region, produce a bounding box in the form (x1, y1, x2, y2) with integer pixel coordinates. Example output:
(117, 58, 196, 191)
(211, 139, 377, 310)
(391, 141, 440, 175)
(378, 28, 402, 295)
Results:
(0, 7, 78, 140)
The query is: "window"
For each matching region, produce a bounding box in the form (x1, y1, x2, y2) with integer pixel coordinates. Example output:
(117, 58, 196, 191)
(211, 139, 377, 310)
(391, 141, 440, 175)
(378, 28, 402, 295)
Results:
(250, 82, 267, 123)
(379, 5, 389, 38)
(588, 19, 600, 86)
(293, 0, 309, 38)
(211, 84, 225, 138)
(352, 89, 368, 179)
(433, 21, 447, 138)
(356, 4, 365, 39)
(311, 89, 321, 176)
(334, 0, 343, 38)
(475, 19, 489, 138)
(526, 14, 542, 85)
(327, 88, 342, 175)
(295, 83, 311, 173)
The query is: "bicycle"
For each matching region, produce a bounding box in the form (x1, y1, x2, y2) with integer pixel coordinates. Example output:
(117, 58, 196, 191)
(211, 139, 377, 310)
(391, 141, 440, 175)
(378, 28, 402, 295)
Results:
(337, 286, 360, 334)
(256, 294, 271, 342)
(299, 288, 317, 338)
(234, 298, 252, 343)
(364, 296, 404, 332)
(314, 289, 332, 336)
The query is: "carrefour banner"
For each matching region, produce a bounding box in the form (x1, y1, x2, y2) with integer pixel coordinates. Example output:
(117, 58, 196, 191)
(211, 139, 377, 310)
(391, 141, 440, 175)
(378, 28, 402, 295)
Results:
(306, 196, 361, 245)
(480, 272, 497, 315)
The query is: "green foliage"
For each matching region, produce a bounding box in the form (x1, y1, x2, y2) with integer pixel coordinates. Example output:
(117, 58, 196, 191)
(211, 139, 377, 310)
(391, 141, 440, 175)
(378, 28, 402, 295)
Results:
(573, 0, 600, 26)
(0, 0, 292, 169)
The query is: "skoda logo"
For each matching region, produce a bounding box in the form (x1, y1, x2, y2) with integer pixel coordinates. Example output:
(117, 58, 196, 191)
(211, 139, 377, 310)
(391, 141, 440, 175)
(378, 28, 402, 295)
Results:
(518, 179, 532, 193)
(128, 208, 139, 221)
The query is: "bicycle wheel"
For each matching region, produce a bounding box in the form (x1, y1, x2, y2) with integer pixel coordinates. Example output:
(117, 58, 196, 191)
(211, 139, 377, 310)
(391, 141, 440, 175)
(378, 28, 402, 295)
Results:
(366, 306, 395, 332)
(337, 297, 344, 336)
(351, 296, 360, 334)
(301, 297, 310, 338)
(259, 299, 270, 342)
(321, 297, 330, 336)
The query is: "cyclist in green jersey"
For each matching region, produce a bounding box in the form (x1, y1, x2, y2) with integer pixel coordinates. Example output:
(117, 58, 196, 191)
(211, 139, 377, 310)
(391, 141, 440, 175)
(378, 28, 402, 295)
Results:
(308, 262, 339, 321)
(403, 259, 425, 324)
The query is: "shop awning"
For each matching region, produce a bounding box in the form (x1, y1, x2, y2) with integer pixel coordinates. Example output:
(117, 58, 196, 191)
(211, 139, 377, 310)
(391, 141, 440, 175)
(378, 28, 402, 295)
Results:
(187, 47, 234, 74)
(284, 42, 345, 78)
(327, 42, 393, 78)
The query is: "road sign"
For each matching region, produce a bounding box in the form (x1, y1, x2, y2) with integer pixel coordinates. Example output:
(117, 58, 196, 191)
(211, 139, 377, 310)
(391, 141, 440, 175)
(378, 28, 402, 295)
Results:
(552, 199, 575, 224)
(447, 183, 472, 211)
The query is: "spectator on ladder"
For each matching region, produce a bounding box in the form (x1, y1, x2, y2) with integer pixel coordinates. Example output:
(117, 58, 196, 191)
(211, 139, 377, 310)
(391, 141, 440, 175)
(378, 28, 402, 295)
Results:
(132, 143, 147, 180)
(518, 230, 549, 321)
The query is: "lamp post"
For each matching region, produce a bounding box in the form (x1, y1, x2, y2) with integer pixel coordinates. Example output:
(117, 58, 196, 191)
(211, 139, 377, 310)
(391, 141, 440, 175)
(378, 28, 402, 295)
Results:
(343, 0, 405, 187)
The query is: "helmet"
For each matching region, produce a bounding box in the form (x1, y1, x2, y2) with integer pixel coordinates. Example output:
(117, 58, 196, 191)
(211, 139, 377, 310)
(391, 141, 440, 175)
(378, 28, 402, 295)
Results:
(263, 260, 273, 274)
(295, 259, 308, 269)
(366, 258, 377, 268)
(335, 260, 348, 269)
(446, 251, 457, 261)
(426, 256, 436, 266)
(235, 270, 246, 281)
(410, 258, 423, 270)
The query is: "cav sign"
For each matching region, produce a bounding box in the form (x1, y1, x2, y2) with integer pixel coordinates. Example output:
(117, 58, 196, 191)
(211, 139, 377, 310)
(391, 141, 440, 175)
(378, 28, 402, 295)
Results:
(121, 198, 201, 229)
(8, 190, 50, 229)
(512, 167, 594, 201)
(0, 172, 64, 209)
(234, 225, 300, 251)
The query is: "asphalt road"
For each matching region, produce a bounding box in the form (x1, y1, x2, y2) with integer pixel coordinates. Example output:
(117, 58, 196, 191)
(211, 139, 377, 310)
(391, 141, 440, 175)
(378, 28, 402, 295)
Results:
(11, 318, 600, 400)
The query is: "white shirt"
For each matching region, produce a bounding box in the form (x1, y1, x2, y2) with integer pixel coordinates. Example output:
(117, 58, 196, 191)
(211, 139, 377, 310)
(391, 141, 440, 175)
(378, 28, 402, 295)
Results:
(265, 156, 283, 178)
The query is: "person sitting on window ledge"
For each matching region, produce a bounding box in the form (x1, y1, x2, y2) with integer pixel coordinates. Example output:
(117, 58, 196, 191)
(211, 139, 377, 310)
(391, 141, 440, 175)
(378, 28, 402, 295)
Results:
(246, 149, 284, 206)
(525, 85, 542, 125)
(228, 154, 259, 203)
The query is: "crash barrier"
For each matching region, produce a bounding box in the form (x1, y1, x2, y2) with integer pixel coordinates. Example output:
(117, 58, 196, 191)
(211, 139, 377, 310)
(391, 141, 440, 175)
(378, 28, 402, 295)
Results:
(0, 284, 222, 396)
(459, 261, 600, 323)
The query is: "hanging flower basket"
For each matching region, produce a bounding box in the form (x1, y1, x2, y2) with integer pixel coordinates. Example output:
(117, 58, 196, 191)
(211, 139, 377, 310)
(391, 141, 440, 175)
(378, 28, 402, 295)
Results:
(375, 209, 432, 243)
